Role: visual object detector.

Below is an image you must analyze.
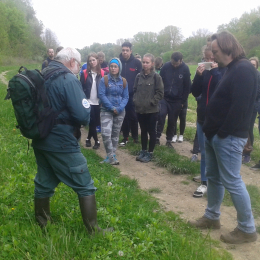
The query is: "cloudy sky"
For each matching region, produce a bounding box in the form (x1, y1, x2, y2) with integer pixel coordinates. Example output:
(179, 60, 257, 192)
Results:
(31, 0, 260, 49)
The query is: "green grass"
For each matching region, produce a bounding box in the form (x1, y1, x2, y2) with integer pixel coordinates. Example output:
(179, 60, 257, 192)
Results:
(0, 65, 232, 259)
(148, 187, 162, 193)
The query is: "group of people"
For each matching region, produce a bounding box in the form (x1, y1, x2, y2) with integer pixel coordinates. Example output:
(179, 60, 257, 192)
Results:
(33, 31, 259, 244)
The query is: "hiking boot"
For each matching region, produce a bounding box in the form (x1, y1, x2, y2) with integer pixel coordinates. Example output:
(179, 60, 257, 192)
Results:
(166, 141, 174, 149)
(100, 156, 109, 164)
(140, 152, 153, 163)
(242, 155, 251, 164)
(192, 175, 201, 183)
(220, 227, 257, 244)
(155, 138, 160, 145)
(193, 185, 207, 198)
(86, 139, 91, 147)
(136, 150, 146, 161)
(171, 135, 177, 143)
(188, 216, 221, 229)
(92, 141, 100, 150)
(251, 163, 260, 170)
(178, 135, 183, 142)
(119, 138, 128, 147)
(191, 154, 198, 162)
(109, 153, 119, 165)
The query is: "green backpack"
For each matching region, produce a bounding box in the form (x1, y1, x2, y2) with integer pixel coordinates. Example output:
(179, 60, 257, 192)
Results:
(5, 66, 68, 139)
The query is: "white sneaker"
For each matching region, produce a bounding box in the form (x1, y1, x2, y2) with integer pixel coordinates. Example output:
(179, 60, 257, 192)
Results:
(172, 135, 177, 143)
(193, 185, 207, 198)
(178, 135, 183, 142)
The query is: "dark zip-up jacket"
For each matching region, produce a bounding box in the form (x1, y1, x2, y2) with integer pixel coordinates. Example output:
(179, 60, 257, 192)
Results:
(203, 58, 258, 140)
(191, 67, 226, 124)
(160, 61, 191, 104)
(133, 70, 164, 114)
(80, 70, 103, 99)
(119, 53, 142, 97)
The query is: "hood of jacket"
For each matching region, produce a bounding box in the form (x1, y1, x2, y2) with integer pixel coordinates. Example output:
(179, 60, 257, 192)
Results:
(108, 57, 122, 77)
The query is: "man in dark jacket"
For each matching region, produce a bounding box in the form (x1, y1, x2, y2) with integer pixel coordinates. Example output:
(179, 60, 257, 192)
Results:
(156, 52, 191, 148)
(119, 42, 142, 146)
(189, 31, 257, 244)
(33, 47, 112, 235)
(41, 48, 55, 71)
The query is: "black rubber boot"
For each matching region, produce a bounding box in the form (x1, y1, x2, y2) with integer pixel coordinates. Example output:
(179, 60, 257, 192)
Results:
(34, 197, 51, 228)
(79, 194, 113, 235)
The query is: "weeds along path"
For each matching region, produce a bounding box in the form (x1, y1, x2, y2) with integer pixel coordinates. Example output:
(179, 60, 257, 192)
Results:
(81, 129, 260, 260)
(0, 71, 9, 86)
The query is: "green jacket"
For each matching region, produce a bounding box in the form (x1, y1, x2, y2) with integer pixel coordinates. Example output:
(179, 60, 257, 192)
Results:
(133, 70, 164, 114)
(32, 61, 90, 152)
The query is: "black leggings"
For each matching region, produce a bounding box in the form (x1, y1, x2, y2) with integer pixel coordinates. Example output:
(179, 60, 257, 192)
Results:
(137, 113, 158, 152)
(87, 105, 100, 142)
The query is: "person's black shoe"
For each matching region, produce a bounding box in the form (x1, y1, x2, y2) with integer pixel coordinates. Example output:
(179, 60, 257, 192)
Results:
(133, 139, 139, 144)
(119, 138, 128, 147)
(86, 139, 91, 147)
(93, 141, 100, 149)
(251, 163, 260, 170)
(166, 141, 174, 149)
(155, 138, 160, 145)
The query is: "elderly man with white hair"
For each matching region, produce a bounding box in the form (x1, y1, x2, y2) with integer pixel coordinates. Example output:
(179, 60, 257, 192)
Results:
(32, 47, 112, 234)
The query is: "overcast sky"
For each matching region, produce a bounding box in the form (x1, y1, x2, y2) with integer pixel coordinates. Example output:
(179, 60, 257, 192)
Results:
(31, 0, 260, 49)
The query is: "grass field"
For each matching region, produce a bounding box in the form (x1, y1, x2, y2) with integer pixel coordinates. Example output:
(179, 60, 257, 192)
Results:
(0, 65, 233, 259)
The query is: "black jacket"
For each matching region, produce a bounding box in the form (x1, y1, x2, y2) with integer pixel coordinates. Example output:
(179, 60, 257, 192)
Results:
(80, 71, 103, 99)
(41, 57, 53, 71)
(191, 67, 226, 124)
(203, 58, 258, 139)
(119, 53, 142, 97)
(160, 61, 191, 103)
(133, 70, 164, 114)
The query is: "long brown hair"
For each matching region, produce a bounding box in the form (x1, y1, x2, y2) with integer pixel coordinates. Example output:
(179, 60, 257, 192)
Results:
(87, 52, 101, 75)
(211, 31, 245, 59)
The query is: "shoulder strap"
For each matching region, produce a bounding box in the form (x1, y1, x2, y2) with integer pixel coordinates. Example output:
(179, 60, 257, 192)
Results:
(122, 77, 127, 88)
(104, 75, 108, 87)
(83, 69, 88, 82)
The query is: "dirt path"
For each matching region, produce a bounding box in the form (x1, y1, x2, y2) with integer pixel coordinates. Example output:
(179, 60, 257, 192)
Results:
(81, 130, 260, 260)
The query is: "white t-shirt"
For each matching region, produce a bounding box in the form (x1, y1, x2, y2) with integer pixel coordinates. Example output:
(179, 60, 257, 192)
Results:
(88, 71, 99, 105)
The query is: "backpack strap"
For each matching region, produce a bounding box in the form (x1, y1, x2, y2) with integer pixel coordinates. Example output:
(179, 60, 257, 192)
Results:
(83, 69, 88, 82)
(122, 77, 127, 88)
(104, 75, 109, 87)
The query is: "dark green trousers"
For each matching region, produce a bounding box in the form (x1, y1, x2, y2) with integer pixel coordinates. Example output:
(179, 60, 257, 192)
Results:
(33, 148, 96, 198)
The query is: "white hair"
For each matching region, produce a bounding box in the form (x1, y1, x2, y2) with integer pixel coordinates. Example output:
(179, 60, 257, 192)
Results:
(55, 47, 81, 62)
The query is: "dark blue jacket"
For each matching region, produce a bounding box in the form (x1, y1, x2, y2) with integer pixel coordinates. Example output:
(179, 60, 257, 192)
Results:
(191, 67, 226, 124)
(41, 57, 53, 71)
(119, 53, 142, 97)
(160, 61, 191, 104)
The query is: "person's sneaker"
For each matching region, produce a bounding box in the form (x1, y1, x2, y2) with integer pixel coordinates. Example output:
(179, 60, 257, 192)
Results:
(92, 141, 100, 150)
(193, 185, 207, 197)
(155, 138, 160, 145)
(251, 163, 260, 170)
(136, 150, 146, 161)
(119, 138, 128, 147)
(171, 135, 177, 143)
(192, 175, 201, 183)
(188, 216, 221, 229)
(86, 139, 91, 147)
(109, 154, 119, 165)
(220, 227, 257, 244)
(113, 154, 119, 164)
(178, 135, 183, 142)
(190, 154, 198, 162)
(100, 156, 109, 164)
(166, 141, 174, 149)
(242, 155, 251, 164)
(140, 152, 153, 163)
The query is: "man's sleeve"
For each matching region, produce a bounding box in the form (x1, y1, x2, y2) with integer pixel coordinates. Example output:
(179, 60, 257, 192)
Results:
(217, 66, 257, 138)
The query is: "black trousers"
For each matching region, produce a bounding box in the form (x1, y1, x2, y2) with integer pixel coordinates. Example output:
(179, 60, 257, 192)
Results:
(121, 97, 138, 140)
(156, 99, 182, 141)
(87, 105, 100, 142)
(137, 112, 158, 152)
(174, 100, 188, 135)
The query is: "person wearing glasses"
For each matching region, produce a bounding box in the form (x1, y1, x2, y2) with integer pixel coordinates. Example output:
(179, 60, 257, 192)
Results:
(80, 52, 104, 149)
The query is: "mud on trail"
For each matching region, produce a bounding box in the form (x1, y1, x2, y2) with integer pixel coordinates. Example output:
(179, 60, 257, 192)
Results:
(81, 129, 260, 260)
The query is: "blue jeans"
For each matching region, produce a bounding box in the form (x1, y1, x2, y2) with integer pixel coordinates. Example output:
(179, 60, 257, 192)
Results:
(204, 134, 255, 233)
(197, 122, 206, 182)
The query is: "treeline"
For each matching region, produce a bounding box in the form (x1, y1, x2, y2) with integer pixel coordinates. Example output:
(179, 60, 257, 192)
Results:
(78, 6, 260, 63)
(0, 0, 59, 65)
